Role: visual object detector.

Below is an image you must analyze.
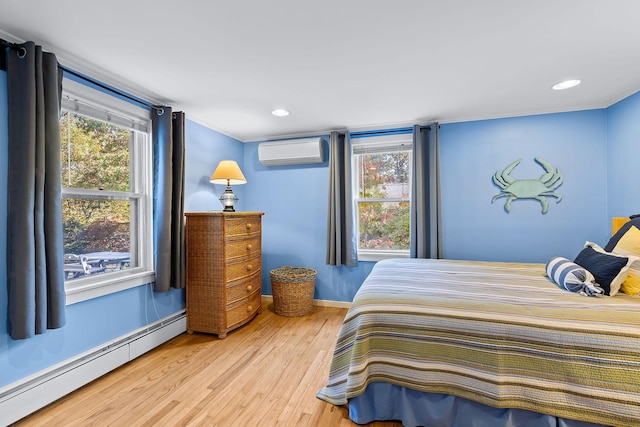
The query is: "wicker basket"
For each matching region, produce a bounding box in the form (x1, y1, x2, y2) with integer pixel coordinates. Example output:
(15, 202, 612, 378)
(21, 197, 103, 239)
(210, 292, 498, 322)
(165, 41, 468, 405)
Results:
(270, 266, 317, 317)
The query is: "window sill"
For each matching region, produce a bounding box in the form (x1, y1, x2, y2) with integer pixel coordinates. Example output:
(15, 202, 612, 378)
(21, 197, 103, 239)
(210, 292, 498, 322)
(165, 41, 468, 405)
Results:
(358, 250, 410, 262)
(65, 270, 156, 305)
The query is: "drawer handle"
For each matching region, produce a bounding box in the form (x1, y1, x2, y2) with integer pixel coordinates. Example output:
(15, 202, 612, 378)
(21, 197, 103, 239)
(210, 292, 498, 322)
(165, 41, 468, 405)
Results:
(246, 285, 253, 292)
(246, 264, 253, 271)
(246, 223, 253, 229)
(247, 305, 253, 312)
(246, 243, 253, 250)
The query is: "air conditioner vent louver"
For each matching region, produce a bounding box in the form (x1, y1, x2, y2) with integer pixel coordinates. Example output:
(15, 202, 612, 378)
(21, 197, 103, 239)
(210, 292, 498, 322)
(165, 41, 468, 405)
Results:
(258, 137, 325, 166)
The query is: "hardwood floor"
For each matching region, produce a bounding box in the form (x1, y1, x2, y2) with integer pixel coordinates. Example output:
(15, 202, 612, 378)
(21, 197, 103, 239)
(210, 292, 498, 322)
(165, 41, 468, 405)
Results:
(14, 302, 402, 427)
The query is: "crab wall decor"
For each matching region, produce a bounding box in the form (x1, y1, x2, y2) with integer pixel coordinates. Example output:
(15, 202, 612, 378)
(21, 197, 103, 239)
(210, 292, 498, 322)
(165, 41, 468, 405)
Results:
(491, 157, 563, 214)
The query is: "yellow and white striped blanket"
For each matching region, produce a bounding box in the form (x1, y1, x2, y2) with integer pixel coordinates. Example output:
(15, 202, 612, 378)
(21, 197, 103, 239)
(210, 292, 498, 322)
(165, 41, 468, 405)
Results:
(317, 258, 640, 426)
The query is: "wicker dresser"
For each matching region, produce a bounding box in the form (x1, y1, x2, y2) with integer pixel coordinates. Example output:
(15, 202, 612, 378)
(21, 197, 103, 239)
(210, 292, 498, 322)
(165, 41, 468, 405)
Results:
(185, 212, 264, 338)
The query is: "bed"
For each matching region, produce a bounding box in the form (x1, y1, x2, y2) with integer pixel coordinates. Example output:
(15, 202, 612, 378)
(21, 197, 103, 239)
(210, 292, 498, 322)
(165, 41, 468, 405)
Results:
(317, 256, 640, 427)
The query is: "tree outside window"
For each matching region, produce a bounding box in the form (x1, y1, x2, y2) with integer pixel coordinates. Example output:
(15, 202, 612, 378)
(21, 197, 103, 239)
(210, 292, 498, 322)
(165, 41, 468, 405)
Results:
(355, 147, 411, 252)
(60, 112, 131, 254)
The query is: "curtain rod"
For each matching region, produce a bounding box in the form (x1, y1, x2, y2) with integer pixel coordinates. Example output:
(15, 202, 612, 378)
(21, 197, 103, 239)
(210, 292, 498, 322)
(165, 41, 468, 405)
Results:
(1, 38, 20, 51)
(2, 37, 162, 111)
(1, 38, 26, 63)
(351, 127, 414, 138)
(60, 66, 160, 111)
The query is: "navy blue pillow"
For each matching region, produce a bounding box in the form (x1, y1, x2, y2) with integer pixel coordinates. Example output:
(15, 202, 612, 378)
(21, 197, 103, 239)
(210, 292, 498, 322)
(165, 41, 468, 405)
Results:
(605, 214, 640, 251)
(574, 245, 629, 295)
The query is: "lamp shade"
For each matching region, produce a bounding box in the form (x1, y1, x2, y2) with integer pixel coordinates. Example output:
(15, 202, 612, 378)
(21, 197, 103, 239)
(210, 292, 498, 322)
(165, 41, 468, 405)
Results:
(210, 160, 247, 185)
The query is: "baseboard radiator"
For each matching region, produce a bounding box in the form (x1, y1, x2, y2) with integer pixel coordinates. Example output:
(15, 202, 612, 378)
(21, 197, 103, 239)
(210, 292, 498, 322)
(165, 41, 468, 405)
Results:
(0, 311, 186, 426)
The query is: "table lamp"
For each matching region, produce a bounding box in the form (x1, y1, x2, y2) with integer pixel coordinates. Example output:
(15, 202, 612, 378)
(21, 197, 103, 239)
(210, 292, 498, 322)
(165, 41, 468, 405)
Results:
(210, 160, 247, 212)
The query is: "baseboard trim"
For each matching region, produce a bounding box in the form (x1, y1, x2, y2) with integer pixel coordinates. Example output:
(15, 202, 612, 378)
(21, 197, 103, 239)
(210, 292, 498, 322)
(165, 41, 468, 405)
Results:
(261, 295, 351, 309)
(0, 310, 186, 425)
(1, 296, 350, 425)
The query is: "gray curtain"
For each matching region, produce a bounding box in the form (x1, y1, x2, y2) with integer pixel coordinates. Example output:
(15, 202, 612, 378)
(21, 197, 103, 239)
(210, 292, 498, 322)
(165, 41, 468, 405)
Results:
(5, 41, 66, 339)
(326, 131, 358, 267)
(410, 124, 442, 259)
(152, 108, 186, 292)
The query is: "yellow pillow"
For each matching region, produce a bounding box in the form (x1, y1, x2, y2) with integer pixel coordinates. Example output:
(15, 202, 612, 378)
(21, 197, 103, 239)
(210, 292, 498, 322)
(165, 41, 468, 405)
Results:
(613, 225, 640, 256)
(612, 226, 640, 295)
(621, 274, 640, 296)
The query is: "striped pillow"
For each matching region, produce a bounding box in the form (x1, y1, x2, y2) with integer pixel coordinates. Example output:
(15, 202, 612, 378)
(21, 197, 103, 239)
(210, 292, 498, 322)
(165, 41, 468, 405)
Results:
(546, 257, 604, 297)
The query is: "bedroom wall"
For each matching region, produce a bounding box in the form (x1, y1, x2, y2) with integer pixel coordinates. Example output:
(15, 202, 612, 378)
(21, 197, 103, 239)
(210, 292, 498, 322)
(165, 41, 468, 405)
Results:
(242, 109, 611, 302)
(184, 120, 246, 212)
(242, 141, 375, 303)
(0, 72, 243, 388)
(439, 110, 609, 262)
(606, 90, 640, 219)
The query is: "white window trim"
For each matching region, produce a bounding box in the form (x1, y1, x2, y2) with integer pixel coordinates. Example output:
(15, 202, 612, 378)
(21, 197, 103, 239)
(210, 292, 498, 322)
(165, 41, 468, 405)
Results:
(352, 133, 413, 262)
(358, 249, 410, 262)
(61, 78, 155, 305)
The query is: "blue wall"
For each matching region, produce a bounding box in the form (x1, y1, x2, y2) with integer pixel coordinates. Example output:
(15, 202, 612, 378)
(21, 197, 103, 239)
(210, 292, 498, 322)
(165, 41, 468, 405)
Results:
(184, 120, 246, 212)
(0, 72, 242, 388)
(606, 91, 640, 219)
(241, 108, 617, 303)
(242, 141, 374, 303)
(440, 110, 609, 262)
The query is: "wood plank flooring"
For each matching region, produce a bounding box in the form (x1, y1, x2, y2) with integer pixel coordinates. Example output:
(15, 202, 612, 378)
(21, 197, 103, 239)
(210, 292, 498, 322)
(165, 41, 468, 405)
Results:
(14, 302, 402, 427)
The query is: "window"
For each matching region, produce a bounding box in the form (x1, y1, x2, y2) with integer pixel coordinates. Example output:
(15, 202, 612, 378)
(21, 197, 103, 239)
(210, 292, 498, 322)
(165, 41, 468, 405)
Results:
(60, 78, 154, 304)
(352, 133, 412, 261)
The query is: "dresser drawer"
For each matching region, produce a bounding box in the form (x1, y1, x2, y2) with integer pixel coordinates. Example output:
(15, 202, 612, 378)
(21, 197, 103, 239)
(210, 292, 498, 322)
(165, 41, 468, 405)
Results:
(225, 236, 261, 261)
(227, 272, 261, 305)
(225, 216, 261, 238)
(226, 292, 261, 329)
(226, 253, 261, 282)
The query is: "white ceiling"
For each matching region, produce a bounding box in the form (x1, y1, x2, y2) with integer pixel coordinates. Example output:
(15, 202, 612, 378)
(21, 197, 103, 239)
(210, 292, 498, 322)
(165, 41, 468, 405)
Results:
(1, 0, 639, 142)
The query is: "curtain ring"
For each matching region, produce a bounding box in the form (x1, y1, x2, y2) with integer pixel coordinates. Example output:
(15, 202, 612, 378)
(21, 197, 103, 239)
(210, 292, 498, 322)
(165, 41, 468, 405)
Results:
(156, 108, 165, 116)
(17, 47, 27, 59)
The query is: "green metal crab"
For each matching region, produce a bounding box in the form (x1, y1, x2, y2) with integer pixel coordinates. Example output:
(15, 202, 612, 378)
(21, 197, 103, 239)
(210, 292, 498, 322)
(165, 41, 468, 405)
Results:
(491, 157, 563, 214)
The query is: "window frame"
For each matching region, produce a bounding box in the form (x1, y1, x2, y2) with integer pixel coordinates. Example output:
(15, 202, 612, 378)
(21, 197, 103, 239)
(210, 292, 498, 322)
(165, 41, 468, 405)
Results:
(60, 78, 155, 305)
(352, 133, 413, 262)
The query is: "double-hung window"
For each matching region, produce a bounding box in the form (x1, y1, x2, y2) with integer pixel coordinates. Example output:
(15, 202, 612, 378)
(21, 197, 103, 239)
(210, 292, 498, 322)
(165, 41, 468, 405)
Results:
(60, 78, 154, 304)
(352, 133, 412, 261)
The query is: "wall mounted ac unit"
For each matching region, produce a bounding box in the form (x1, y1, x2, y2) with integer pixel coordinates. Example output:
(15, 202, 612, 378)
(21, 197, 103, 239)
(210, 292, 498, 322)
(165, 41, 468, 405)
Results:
(258, 137, 325, 166)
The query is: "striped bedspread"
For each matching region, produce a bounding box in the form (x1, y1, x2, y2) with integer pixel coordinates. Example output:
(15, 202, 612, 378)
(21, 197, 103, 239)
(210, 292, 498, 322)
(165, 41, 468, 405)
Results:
(317, 258, 640, 426)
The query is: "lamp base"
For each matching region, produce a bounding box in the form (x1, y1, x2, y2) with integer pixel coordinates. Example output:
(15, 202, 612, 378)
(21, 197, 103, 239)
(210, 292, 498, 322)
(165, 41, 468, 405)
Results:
(219, 186, 239, 212)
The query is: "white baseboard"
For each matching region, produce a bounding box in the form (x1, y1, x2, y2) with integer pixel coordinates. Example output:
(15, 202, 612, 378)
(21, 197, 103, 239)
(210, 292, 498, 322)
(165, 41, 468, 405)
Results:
(261, 295, 351, 309)
(0, 311, 186, 426)
(0, 296, 349, 425)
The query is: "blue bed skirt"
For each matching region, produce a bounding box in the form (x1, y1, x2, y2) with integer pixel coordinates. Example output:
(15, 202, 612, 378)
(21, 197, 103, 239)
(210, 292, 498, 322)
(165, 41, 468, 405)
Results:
(348, 383, 608, 427)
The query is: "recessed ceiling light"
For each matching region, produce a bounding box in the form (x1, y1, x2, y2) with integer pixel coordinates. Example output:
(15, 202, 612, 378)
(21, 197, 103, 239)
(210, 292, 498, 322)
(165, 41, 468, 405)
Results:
(272, 109, 290, 117)
(552, 79, 581, 90)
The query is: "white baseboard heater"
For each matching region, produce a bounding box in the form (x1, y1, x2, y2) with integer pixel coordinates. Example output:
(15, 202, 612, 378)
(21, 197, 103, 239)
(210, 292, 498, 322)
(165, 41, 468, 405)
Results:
(0, 311, 186, 425)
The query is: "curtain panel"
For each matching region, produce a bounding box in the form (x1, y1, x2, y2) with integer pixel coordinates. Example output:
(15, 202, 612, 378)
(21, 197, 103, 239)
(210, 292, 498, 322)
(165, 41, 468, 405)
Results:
(5, 41, 66, 340)
(410, 124, 442, 259)
(152, 108, 186, 292)
(326, 131, 358, 267)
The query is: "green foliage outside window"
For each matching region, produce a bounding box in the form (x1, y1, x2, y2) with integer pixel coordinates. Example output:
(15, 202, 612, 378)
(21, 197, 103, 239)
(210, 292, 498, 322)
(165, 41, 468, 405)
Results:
(357, 151, 411, 250)
(60, 112, 131, 255)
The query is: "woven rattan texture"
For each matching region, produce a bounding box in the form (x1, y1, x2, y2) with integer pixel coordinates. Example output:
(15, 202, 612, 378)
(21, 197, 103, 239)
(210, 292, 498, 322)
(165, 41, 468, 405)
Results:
(185, 212, 264, 338)
(270, 267, 317, 317)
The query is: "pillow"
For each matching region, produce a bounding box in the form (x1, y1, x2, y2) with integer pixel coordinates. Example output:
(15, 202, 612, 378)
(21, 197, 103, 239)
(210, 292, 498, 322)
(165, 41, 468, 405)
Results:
(620, 274, 640, 296)
(573, 242, 636, 296)
(609, 225, 640, 294)
(605, 214, 640, 251)
(545, 256, 603, 297)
